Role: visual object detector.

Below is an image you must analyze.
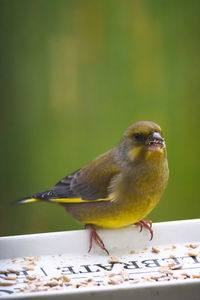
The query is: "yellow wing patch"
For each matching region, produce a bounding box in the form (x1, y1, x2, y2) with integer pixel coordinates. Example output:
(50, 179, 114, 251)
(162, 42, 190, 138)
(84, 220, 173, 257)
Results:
(19, 197, 111, 205)
(49, 197, 111, 204)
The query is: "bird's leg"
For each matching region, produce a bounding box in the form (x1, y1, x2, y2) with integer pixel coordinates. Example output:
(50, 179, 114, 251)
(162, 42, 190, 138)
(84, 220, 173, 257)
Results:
(135, 220, 153, 240)
(85, 224, 109, 255)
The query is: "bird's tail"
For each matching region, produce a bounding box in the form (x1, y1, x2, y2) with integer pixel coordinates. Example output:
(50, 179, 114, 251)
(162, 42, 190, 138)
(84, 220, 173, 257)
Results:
(11, 190, 54, 206)
(11, 197, 40, 205)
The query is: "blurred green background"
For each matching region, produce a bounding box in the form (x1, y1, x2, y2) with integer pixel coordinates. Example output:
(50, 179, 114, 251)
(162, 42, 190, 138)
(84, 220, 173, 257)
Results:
(1, 0, 200, 237)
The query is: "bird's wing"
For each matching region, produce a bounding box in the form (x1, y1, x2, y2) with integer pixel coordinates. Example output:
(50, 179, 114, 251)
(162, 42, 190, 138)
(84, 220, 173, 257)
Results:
(49, 149, 120, 203)
(14, 149, 120, 205)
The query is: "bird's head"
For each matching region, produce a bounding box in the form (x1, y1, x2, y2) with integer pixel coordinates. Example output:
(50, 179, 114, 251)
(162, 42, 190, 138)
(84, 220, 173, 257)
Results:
(119, 121, 166, 163)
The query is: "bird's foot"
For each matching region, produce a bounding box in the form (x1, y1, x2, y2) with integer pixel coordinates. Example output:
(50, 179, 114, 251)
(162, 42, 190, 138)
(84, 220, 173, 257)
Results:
(135, 220, 153, 240)
(85, 224, 109, 255)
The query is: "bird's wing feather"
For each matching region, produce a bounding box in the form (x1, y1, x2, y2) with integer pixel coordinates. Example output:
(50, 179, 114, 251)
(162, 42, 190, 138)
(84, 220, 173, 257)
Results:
(13, 149, 119, 205)
(49, 149, 120, 203)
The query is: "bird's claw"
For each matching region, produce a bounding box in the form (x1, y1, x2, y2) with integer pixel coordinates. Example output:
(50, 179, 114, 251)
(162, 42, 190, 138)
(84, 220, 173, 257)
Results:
(86, 224, 109, 255)
(135, 220, 153, 240)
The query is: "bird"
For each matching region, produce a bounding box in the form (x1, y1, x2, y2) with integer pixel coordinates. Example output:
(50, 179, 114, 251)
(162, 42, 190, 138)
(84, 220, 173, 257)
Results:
(14, 121, 169, 254)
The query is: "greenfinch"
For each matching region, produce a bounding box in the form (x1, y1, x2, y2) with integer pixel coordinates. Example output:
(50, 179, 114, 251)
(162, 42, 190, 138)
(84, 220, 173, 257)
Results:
(15, 121, 169, 254)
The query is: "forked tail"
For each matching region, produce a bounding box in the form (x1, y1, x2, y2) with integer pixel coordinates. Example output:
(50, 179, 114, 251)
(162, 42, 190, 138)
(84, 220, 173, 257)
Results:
(11, 190, 54, 205)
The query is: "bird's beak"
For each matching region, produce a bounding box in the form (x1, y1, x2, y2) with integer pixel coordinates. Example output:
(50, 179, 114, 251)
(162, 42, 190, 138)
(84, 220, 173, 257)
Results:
(145, 132, 165, 151)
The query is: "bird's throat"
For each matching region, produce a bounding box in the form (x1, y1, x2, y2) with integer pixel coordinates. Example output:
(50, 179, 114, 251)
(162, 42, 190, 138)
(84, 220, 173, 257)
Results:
(145, 148, 165, 162)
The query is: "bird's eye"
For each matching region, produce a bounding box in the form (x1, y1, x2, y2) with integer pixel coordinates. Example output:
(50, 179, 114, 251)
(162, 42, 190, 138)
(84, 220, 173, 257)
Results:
(133, 133, 143, 140)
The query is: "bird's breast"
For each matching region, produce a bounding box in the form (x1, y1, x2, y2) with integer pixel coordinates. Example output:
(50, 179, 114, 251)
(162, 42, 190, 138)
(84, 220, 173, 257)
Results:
(106, 159, 169, 225)
(66, 158, 169, 229)
(117, 157, 168, 196)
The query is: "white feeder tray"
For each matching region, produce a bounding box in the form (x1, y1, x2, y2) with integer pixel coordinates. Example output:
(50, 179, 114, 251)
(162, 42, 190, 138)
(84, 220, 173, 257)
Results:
(0, 219, 200, 300)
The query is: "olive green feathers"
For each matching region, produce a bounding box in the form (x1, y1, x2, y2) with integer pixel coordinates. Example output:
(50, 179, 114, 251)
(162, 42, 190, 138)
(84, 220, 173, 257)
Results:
(15, 121, 169, 248)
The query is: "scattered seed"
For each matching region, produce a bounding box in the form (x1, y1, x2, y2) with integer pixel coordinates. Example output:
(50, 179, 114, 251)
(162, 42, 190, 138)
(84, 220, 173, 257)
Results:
(27, 261, 36, 266)
(158, 266, 173, 275)
(0, 281, 15, 286)
(23, 279, 29, 283)
(158, 276, 171, 282)
(192, 274, 200, 279)
(189, 244, 198, 249)
(24, 257, 34, 262)
(108, 257, 119, 264)
(85, 278, 93, 283)
(7, 268, 21, 274)
(26, 275, 37, 281)
(181, 272, 190, 278)
(62, 275, 71, 282)
(4, 275, 17, 281)
(152, 246, 160, 253)
(188, 250, 198, 257)
(44, 280, 58, 287)
(150, 275, 165, 281)
(23, 266, 35, 271)
(4, 241, 200, 295)
(145, 276, 155, 282)
(0, 270, 9, 275)
(171, 264, 183, 270)
(108, 278, 120, 285)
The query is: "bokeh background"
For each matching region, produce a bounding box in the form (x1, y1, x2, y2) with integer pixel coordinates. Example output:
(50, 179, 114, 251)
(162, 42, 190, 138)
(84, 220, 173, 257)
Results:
(1, 0, 200, 236)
